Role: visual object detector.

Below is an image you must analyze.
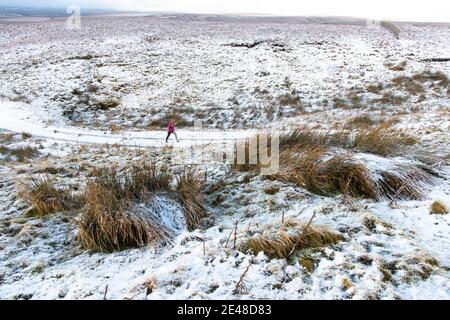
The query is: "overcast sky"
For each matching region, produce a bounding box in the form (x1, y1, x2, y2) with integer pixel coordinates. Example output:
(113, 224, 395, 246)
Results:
(2, 0, 449, 22)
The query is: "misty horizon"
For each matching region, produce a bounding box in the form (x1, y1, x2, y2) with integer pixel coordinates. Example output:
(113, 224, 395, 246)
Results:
(0, 0, 449, 23)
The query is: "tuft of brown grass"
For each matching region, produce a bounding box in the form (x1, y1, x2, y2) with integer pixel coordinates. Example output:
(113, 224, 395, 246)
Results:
(77, 164, 207, 251)
(231, 128, 350, 173)
(18, 176, 82, 216)
(10, 146, 40, 162)
(264, 186, 280, 195)
(175, 169, 208, 231)
(412, 71, 449, 88)
(21, 132, 32, 140)
(352, 125, 418, 156)
(279, 128, 323, 151)
(392, 76, 425, 95)
(0, 145, 39, 162)
(276, 148, 378, 199)
(377, 166, 432, 201)
(78, 165, 173, 251)
(430, 200, 448, 215)
(367, 83, 383, 94)
(234, 128, 433, 201)
(345, 115, 376, 129)
(386, 60, 407, 71)
(389, 71, 449, 98)
(241, 220, 342, 259)
(96, 98, 119, 110)
(0, 133, 15, 143)
(379, 92, 406, 105)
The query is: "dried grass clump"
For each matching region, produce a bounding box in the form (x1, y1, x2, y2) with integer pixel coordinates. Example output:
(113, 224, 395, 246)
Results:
(278, 128, 324, 151)
(11, 146, 39, 162)
(175, 169, 208, 230)
(386, 60, 407, 71)
(352, 125, 418, 156)
(367, 83, 384, 94)
(21, 132, 32, 140)
(396, 254, 439, 283)
(241, 220, 342, 259)
(379, 92, 406, 105)
(0, 133, 15, 143)
(234, 129, 432, 201)
(18, 176, 82, 216)
(276, 148, 378, 199)
(430, 200, 448, 215)
(231, 129, 351, 173)
(96, 98, 119, 110)
(390, 71, 449, 97)
(376, 166, 433, 200)
(276, 147, 434, 200)
(0, 146, 39, 162)
(392, 76, 425, 95)
(78, 165, 173, 251)
(78, 164, 207, 251)
(412, 71, 449, 88)
(345, 115, 376, 129)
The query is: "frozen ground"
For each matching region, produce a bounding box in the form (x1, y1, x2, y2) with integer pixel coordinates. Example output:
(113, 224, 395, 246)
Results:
(0, 14, 449, 300)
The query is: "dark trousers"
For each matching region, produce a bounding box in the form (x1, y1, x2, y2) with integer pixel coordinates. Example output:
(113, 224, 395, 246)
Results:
(166, 131, 178, 142)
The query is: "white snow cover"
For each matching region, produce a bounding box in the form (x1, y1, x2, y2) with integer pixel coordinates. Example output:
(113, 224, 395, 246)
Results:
(0, 14, 449, 300)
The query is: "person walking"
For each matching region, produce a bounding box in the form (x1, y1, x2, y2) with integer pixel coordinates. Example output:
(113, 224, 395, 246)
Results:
(166, 118, 179, 143)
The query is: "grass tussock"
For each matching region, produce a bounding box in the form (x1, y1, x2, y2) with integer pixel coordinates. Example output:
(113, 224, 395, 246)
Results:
(352, 125, 418, 156)
(233, 126, 432, 200)
(175, 169, 208, 230)
(276, 148, 378, 199)
(386, 60, 407, 71)
(18, 176, 82, 216)
(430, 200, 448, 215)
(379, 92, 406, 105)
(412, 71, 449, 88)
(392, 76, 425, 95)
(241, 220, 342, 259)
(0, 133, 15, 143)
(96, 98, 119, 110)
(21, 132, 32, 140)
(391, 71, 449, 97)
(379, 164, 433, 200)
(344, 115, 376, 129)
(231, 127, 349, 172)
(276, 148, 433, 200)
(77, 164, 207, 251)
(0, 145, 39, 162)
(367, 83, 384, 94)
(278, 128, 349, 152)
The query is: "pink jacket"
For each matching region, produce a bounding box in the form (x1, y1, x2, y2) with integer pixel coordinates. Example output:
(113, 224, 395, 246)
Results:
(167, 122, 175, 133)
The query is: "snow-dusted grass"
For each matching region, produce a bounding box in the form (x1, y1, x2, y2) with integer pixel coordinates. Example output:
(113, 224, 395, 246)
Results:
(241, 219, 343, 259)
(18, 175, 83, 217)
(430, 200, 449, 215)
(78, 164, 207, 252)
(352, 124, 418, 156)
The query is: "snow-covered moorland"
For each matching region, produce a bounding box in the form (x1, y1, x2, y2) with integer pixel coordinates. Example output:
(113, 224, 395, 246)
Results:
(0, 14, 449, 300)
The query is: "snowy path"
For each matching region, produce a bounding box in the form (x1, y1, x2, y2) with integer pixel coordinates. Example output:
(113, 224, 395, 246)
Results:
(0, 101, 256, 148)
